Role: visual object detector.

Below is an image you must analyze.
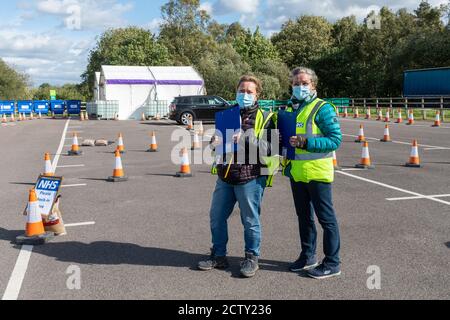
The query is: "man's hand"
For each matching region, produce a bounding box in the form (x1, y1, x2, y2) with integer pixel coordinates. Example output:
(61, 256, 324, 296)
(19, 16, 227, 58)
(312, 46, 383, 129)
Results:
(289, 135, 308, 149)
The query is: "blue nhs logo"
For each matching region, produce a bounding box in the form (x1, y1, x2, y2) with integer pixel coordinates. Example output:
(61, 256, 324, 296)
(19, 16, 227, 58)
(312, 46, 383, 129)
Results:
(37, 179, 60, 191)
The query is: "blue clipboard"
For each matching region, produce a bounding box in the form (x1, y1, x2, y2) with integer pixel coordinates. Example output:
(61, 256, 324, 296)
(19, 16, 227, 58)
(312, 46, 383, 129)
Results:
(215, 106, 241, 155)
(277, 110, 298, 160)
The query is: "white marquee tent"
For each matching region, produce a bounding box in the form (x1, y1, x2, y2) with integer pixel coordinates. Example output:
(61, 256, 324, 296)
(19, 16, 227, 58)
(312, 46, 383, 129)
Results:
(98, 65, 206, 120)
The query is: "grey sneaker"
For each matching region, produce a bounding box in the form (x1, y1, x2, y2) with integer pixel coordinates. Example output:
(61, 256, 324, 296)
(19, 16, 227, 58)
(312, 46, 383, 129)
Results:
(289, 257, 319, 272)
(198, 250, 229, 271)
(240, 252, 259, 278)
(307, 263, 341, 279)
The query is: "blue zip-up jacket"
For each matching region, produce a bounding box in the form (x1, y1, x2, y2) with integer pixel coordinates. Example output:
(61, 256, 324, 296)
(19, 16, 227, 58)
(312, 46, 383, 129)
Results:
(291, 98, 342, 153)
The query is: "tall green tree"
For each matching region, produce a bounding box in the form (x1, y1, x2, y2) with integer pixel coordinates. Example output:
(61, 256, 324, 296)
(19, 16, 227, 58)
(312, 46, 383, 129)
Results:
(82, 27, 171, 99)
(0, 59, 30, 100)
(271, 16, 334, 69)
(159, 0, 217, 65)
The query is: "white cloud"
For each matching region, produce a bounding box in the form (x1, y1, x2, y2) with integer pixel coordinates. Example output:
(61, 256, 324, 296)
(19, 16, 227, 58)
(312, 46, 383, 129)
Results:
(199, 2, 214, 15)
(212, 0, 260, 15)
(0, 29, 93, 85)
(35, 0, 134, 30)
(145, 18, 163, 35)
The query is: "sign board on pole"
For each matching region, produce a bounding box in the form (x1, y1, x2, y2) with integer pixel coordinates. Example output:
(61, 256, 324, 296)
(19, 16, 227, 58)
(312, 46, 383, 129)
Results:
(50, 90, 57, 101)
(33, 176, 63, 217)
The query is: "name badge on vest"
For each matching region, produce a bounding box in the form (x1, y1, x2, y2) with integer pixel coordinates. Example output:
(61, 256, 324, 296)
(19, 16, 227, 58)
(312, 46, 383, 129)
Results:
(297, 122, 305, 128)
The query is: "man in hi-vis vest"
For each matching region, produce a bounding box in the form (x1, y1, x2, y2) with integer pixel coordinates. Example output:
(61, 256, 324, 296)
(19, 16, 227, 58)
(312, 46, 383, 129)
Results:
(283, 67, 342, 279)
(198, 75, 278, 278)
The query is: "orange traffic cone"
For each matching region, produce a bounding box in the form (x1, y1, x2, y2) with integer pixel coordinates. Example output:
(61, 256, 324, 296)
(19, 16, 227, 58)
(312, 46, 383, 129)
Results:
(376, 108, 382, 121)
(355, 141, 374, 169)
(191, 131, 201, 150)
(187, 118, 194, 130)
(108, 150, 128, 182)
(365, 107, 371, 120)
(10, 113, 15, 122)
(343, 107, 348, 118)
(380, 124, 392, 142)
(80, 112, 85, 121)
(147, 131, 159, 152)
(43, 153, 54, 177)
(353, 108, 359, 119)
(355, 124, 366, 142)
(30, 112, 34, 120)
(176, 147, 193, 177)
(407, 109, 414, 125)
(23, 113, 28, 121)
(333, 151, 341, 170)
(85, 112, 89, 121)
(16, 189, 54, 245)
(384, 109, 390, 122)
(18, 113, 23, 121)
(1, 114, 7, 123)
(68, 133, 83, 156)
(141, 113, 146, 121)
(395, 109, 403, 123)
(198, 121, 204, 136)
(405, 140, 421, 168)
(432, 111, 441, 127)
(117, 133, 125, 154)
(38, 111, 42, 120)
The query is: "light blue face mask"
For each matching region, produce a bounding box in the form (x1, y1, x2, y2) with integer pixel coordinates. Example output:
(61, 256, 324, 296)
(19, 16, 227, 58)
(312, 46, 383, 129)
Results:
(293, 85, 312, 101)
(236, 92, 255, 110)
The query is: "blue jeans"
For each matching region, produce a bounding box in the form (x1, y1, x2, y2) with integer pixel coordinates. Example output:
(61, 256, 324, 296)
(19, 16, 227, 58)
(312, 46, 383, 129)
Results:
(210, 177, 267, 257)
(290, 180, 341, 268)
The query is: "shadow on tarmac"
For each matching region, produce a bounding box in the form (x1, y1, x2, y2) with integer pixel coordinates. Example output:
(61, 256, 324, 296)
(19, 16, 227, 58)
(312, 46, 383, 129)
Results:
(445, 242, 450, 249)
(0, 227, 291, 277)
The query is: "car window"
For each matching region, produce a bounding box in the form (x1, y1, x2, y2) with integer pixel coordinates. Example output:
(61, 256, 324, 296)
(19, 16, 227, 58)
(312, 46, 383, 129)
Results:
(208, 98, 223, 105)
(194, 97, 208, 104)
(178, 97, 190, 104)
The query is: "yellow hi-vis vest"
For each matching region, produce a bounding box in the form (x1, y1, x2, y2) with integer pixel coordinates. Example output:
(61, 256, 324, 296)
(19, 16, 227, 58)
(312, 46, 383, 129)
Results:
(211, 109, 279, 188)
(282, 98, 335, 183)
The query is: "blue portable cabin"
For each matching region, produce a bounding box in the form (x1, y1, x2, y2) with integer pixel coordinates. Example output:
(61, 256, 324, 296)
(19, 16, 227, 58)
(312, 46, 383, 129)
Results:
(17, 100, 34, 114)
(50, 100, 66, 115)
(33, 100, 50, 115)
(404, 67, 450, 97)
(0, 101, 15, 115)
(66, 100, 81, 115)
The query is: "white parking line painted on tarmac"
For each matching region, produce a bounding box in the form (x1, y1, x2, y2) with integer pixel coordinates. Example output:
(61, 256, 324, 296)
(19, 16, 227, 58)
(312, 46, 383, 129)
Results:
(342, 133, 450, 150)
(65, 221, 96, 228)
(61, 184, 87, 188)
(2, 119, 70, 301)
(386, 194, 450, 201)
(340, 168, 367, 171)
(337, 171, 450, 206)
(423, 147, 449, 151)
(53, 120, 70, 172)
(1, 245, 33, 300)
(57, 164, 85, 168)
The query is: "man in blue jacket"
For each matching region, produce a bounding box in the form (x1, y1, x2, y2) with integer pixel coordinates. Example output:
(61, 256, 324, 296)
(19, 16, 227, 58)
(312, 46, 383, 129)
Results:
(282, 67, 343, 279)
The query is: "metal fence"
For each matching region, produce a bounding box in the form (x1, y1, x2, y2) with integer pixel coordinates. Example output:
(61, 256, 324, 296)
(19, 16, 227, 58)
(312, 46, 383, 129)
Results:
(348, 96, 450, 109)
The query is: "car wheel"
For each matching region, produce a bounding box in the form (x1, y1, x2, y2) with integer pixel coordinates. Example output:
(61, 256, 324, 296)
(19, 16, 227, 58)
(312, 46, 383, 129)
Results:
(180, 112, 194, 125)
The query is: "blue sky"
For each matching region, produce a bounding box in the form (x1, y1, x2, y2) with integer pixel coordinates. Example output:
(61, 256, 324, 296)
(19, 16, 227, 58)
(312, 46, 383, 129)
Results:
(0, 0, 447, 86)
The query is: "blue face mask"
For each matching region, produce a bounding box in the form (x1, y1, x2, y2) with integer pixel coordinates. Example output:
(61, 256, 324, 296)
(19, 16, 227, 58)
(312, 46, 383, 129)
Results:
(293, 85, 312, 101)
(236, 92, 255, 110)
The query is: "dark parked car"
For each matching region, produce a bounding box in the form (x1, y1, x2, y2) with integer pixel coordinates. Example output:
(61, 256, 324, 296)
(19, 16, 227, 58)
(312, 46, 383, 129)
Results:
(169, 95, 232, 125)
